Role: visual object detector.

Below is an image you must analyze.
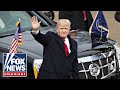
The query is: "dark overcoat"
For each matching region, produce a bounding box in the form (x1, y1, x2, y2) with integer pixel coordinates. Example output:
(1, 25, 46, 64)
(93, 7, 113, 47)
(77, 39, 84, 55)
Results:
(32, 31, 80, 79)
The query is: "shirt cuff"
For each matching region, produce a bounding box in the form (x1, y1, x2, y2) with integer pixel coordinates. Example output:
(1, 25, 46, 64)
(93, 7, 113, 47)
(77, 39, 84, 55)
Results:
(31, 29, 39, 35)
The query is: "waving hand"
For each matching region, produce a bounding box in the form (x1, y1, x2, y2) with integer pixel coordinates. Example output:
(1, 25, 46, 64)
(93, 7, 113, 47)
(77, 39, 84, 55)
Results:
(30, 16, 41, 31)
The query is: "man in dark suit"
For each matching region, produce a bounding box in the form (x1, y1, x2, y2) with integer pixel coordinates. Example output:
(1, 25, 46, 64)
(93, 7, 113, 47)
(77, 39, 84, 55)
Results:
(59, 11, 93, 31)
(30, 16, 80, 79)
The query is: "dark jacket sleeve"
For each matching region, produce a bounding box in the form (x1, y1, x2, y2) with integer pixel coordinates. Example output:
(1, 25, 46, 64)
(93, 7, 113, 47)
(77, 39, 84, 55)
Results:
(115, 11, 120, 22)
(31, 30, 51, 46)
(86, 11, 93, 30)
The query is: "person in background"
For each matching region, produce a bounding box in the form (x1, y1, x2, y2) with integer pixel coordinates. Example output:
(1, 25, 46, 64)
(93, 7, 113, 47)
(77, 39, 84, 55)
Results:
(115, 11, 120, 23)
(30, 16, 80, 79)
(69, 30, 77, 39)
(59, 11, 93, 31)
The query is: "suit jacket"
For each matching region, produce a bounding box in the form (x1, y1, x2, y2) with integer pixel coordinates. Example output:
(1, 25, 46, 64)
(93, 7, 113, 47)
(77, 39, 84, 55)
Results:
(59, 11, 93, 31)
(32, 31, 80, 79)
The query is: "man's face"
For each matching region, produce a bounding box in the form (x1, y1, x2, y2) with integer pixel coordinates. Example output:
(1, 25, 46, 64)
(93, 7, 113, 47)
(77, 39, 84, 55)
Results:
(57, 23, 70, 39)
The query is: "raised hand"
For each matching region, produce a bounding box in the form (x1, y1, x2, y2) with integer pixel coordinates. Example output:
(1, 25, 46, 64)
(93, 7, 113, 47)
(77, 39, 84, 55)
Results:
(30, 16, 41, 31)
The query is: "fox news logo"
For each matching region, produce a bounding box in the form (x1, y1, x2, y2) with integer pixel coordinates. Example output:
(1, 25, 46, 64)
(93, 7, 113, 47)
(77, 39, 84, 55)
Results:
(3, 53, 27, 77)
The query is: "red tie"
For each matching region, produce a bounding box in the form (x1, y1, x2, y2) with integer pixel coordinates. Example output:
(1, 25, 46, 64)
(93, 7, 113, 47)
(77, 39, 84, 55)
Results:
(63, 39, 69, 57)
(83, 11, 87, 21)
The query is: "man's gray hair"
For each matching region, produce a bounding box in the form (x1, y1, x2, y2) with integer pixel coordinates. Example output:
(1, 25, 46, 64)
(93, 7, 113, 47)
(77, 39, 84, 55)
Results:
(57, 19, 71, 26)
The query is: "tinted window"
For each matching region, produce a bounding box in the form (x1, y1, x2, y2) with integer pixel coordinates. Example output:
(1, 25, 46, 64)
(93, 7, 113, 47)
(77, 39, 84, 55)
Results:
(0, 11, 32, 34)
(0, 11, 54, 36)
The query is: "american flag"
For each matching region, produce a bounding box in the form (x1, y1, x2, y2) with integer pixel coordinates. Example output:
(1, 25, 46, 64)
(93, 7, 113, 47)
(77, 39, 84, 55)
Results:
(9, 19, 22, 53)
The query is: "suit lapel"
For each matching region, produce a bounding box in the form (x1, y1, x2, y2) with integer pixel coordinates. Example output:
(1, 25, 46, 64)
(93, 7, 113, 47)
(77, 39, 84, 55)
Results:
(68, 35, 76, 56)
(54, 34, 77, 70)
(54, 33, 65, 55)
(54, 33, 76, 57)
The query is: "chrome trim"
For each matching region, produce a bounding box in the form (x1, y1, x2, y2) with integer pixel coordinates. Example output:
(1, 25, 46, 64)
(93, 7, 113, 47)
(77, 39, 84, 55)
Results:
(78, 51, 114, 63)
(78, 51, 116, 79)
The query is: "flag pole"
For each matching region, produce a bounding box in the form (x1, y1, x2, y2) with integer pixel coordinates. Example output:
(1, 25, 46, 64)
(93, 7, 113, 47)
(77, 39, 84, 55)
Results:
(89, 11, 99, 35)
(98, 26, 103, 43)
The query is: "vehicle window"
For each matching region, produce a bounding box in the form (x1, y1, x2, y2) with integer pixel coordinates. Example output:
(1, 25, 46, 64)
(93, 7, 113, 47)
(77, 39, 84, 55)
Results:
(0, 11, 55, 36)
(0, 11, 32, 35)
(30, 11, 51, 27)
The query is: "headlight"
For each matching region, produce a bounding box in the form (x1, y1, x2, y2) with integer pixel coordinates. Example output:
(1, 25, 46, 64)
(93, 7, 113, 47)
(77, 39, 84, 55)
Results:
(33, 59, 43, 79)
(113, 43, 120, 68)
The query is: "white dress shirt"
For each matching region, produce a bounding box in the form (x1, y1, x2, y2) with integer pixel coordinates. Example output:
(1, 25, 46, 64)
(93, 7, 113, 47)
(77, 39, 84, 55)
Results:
(31, 29, 39, 35)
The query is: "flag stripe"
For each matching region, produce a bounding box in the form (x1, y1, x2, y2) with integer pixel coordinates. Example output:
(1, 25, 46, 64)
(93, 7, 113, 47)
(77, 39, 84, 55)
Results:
(10, 39, 17, 49)
(9, 39, 17, 52)
(9, 43, 18, 53)
(9, 40, 18, 53)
